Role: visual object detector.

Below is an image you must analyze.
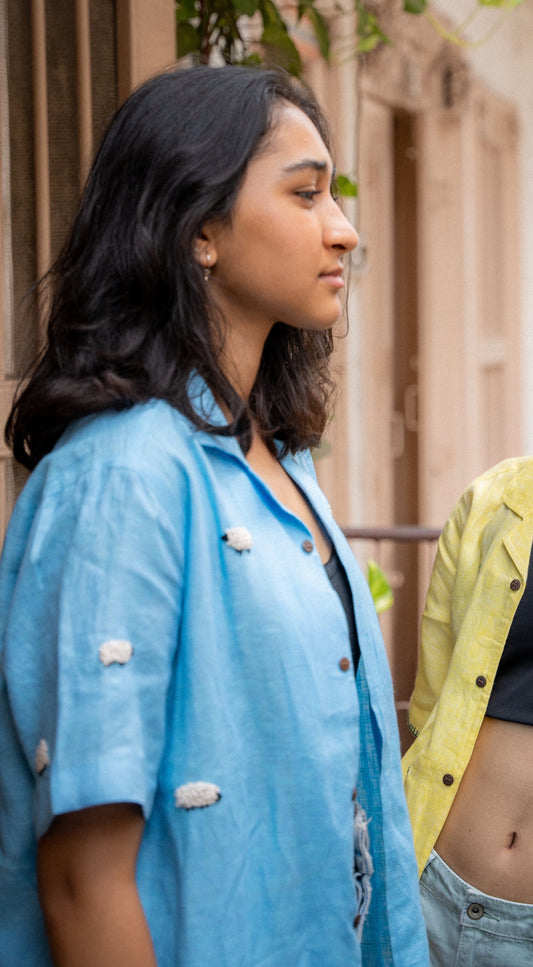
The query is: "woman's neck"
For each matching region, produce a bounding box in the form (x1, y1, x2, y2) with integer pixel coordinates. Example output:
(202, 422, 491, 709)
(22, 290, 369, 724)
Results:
(217, 317, 272, 401)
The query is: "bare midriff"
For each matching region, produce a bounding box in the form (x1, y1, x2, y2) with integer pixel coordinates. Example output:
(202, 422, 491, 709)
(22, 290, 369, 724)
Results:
(435, 716, 533, 902)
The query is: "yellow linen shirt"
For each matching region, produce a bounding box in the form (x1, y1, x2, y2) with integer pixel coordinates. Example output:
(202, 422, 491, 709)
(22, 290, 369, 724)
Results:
(402, 456, 533, 876)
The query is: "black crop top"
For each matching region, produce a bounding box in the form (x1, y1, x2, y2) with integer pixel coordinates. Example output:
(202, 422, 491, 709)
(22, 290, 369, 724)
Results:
(324, 545, 360, 676)
(486, 543, 533, 725)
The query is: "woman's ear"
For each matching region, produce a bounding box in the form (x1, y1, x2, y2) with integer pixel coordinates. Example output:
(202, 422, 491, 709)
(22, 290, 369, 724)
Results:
(193, 226, 218, 271)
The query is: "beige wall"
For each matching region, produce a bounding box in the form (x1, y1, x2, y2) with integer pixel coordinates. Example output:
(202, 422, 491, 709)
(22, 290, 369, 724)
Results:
(435, 0, 533, 457)
(311, 2, 528, 532)
(116, 0, 175, 100)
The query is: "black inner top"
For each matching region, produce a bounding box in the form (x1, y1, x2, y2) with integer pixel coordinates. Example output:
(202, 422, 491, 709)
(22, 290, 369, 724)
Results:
(324, 545, 360, 676)
(486, 542, 533, 725)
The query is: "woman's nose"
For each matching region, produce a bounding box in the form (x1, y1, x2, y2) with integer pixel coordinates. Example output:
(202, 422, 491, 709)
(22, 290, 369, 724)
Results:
(325, 204, 359, 252)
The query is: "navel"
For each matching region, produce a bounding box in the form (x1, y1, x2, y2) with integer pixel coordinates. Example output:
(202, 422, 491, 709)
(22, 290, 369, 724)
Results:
(508, 831, 518, 849)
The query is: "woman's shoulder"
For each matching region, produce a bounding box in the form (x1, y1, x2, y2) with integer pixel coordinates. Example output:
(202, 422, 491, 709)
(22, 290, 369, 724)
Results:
(50, 400, 193, 471)
(458, 456, 533, 518)
(21, 400, 196, 512)
(3, 402, 198, 564)
(58, 399, 191, 453)
(435, 456, 533, 564)
(470, 455, 533, 488)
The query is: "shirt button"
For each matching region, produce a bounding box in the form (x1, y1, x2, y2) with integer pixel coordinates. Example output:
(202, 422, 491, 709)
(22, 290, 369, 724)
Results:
(352, 787, 357, 802)
(442, 773, 454, 786)
(302, 539, 314, 553)
(353, 914, 361, 929)
(467, 902, 484, 920)
(339, 657, 351, 671)
(475, 675, 487, 688)
(510, 578, 521, 591)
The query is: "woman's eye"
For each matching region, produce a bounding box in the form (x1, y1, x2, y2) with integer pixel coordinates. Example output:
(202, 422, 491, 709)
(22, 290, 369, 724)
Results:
(296, 189, 321, 202)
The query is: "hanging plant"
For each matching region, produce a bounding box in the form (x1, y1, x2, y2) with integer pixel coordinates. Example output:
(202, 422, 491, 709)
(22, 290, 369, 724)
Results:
(176, 0, 330, 75)
(176, 0, 529, 72)
(404, 0, 530, 48)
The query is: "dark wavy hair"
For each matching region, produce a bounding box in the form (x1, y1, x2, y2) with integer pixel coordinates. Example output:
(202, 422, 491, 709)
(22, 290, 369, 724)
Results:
(7, 64, 341, 470)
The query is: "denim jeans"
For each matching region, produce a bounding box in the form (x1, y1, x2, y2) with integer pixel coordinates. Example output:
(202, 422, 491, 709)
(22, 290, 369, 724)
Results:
(353, 802, 374, 939)
(420, 850, 533, 967)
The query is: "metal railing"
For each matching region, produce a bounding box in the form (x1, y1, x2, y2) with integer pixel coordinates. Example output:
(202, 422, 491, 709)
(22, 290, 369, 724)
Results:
(341, 526, 441, 595)
(342, 525, 441, 543)
(341, 524, 442, 751)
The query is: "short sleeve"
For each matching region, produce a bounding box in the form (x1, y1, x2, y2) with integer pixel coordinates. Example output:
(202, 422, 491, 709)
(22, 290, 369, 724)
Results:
(2, 463, 185, 838)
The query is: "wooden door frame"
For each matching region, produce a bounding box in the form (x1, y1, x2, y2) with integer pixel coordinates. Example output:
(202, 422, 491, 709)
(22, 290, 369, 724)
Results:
(0, 0, 176, 542)
(116, 0, 175, 102)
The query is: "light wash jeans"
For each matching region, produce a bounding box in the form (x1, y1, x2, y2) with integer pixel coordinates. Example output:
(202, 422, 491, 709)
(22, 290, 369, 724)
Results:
(353, 802, 373, 939)
(420, 849, 533, 967)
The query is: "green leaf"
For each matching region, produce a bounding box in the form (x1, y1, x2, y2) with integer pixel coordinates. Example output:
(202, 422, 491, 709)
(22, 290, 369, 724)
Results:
(231, 0, 261, 16)
(404, 0, 428, 12)
(304, 5, 330, 61)
(367, 559, 394, 614)
(259, 0, 285, 27)
(335, 174, 358, 198)
(175, 0, 198, 21)
(177, 21, 202, 58)
(357, 5, 390, 51)
(261, 22, 302, 74)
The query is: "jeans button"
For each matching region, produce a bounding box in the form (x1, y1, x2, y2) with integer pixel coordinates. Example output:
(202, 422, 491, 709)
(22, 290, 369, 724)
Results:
(467, 902, 484, 920)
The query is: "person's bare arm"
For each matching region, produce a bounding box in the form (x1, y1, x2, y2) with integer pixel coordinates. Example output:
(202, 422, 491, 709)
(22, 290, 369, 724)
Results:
(37, 802, 157, 967)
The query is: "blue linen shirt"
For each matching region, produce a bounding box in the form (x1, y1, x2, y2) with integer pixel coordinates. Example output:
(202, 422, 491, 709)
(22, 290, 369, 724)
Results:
(0, 393, 428, 967)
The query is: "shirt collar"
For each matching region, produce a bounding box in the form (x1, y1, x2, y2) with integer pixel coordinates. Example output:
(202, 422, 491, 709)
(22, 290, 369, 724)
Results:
(502, 459, 533, 520)
(188, 374, 252, 464)
(188, 374, 318, 494)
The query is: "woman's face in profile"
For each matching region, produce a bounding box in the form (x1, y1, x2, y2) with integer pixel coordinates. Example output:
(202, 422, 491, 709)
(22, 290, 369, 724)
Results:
(203, 102, 359, 340)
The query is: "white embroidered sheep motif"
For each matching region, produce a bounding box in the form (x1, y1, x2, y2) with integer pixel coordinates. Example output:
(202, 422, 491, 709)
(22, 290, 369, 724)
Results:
(35, 738, 50, 775)
(99, 639, 134, 666)
(222, 526, 253, 552)
(175, 781, 222, 810)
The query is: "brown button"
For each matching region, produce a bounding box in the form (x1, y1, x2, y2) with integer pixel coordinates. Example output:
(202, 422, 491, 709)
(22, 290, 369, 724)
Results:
(475, 675, 487, 688)
(510, 578, 521, 591)
(352, 787, 357, 802)
(443, 773, 454, 786)
(353, 914, 361, 929)
(339, 657, 351, 671)
(302, 539, 314, 553)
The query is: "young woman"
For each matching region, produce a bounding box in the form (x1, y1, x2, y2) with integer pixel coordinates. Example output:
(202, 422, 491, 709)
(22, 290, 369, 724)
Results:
(403, 456, 533, 966)
(0, 65, 428, 967)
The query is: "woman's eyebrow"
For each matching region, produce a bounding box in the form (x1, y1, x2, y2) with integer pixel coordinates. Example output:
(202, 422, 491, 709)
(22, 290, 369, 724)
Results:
(281, 159, 334, 176)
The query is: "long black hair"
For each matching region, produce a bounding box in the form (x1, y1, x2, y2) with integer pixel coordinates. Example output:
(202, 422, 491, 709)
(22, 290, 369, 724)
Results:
(7, 64, 340, 470)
